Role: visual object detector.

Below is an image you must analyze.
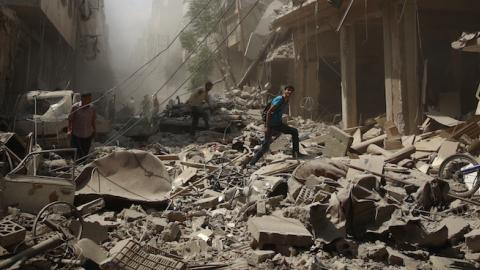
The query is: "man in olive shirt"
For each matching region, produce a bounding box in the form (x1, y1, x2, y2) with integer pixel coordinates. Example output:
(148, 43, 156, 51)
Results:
(187, 81, 213, 135)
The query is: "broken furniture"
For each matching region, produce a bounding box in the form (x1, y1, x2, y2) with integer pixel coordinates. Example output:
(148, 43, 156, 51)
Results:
(0, 132, 28, 176)
(1, 148, 77, 214)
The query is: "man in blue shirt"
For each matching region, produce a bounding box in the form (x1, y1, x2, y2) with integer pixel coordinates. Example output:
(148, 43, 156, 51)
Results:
(249, 85, 300, 165)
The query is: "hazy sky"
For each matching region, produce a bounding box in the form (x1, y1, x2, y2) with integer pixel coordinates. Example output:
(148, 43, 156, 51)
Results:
(104, 0, 153, 72)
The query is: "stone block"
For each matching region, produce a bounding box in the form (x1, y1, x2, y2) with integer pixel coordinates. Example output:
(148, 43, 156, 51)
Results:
(439, 216, 471, 244)
(247, 250, 275, 266)
(121, 209, 145, 222)
(166, 211, 187, 223)
(248, 215, 313, 249)
(148, 217, 168, 232)
(193, 196, 220, 209)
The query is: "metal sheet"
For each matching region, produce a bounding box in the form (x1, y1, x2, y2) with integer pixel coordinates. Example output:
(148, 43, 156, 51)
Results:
(76, 150, 172, 202)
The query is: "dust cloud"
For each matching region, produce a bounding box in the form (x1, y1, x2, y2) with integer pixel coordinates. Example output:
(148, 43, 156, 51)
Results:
(104, 0, 185, 113)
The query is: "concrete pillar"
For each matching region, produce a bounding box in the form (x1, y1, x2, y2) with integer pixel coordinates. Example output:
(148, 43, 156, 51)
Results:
(383, 0, 420, 134)
(340, 24, 358, 129)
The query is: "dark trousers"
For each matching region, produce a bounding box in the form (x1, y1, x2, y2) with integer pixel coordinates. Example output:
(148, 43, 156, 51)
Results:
(71, 135, 93, 161)
(190, 106, 209, 134)
(250, 123, 299, 165)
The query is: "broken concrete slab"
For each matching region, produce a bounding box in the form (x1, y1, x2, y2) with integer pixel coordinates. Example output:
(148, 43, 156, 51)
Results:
(120, 209, 146, 222)
(346, 155, 385, 181)
(193, 196, 220, 209)
(323, 126, 353, 157)
(166, 211, 187, 223)
(148, 216, 169, 232)
(465, 229, 480, 253)
(248, 215, 313, 250)
(351, 134, 387, 154)
(431, 140, 460, 169)
(74, 238, 109, 265)
(439, 216, 471, 244)
(247, 250, 275, 266)
(414, 136, 446, 152)
(386, 247, 416, 267)
(358, 242, 387, 262)
(309, 203, 345, 244)
(430, 255, 478, 270)
(160, 222, 181, 242)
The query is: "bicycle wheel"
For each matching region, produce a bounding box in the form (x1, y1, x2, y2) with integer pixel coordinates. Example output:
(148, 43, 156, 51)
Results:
(438, 153, 480, 198)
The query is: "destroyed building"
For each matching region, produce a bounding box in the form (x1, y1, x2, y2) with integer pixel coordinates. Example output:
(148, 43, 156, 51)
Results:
(0, 0, 114, 129)
(267, 0, 480, 133)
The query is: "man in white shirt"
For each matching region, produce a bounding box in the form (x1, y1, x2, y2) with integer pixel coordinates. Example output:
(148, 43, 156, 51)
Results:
(68, 93, 96, 161)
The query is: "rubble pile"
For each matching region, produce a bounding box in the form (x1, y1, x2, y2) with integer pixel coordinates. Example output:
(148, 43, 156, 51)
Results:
(225, 86, 269, 111)
(2, 112, 480, 269)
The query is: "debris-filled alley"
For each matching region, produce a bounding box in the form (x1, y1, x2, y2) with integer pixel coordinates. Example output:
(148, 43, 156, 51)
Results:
(1, 0, 480, 269)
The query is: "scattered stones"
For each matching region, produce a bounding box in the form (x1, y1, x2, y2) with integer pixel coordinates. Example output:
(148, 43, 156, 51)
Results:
(120, 209, 146, 222)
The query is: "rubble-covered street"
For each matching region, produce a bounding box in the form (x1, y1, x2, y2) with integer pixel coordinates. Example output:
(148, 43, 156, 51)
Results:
(3, 92, 480, 269)
(1, 0, 480, 269)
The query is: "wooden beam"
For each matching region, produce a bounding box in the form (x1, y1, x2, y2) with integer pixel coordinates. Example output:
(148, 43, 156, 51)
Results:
(418, 0, 480, 13)
(340, 24, 358, 128)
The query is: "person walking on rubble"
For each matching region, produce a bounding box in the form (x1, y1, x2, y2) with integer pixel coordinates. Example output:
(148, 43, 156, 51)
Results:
(68, 93, 96, 161)
(249, 85, 300, 165)
(186, 81, 213, 135)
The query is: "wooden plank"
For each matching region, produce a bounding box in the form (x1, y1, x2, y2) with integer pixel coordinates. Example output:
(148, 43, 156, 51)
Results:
(414, 136, 446, 152)
(351, 134, 387, 153)
(385, 146, 416, 164)
(155, 154, 180, 161)
(180, 161, 219, 172)
(366, 144, 392, 156)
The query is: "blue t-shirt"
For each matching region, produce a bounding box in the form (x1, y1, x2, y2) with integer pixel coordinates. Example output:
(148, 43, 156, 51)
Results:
(270, 96, 286, 125)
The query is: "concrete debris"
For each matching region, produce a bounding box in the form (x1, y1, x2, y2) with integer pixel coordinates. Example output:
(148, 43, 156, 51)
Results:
(248, 215, 313, 252)
(465, 229, 480, 253)
(2, 107, 480, 270)
(247, 249, 275, 266)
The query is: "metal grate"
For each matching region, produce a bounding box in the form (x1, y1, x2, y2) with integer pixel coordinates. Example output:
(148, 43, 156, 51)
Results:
(295, 185, 316, 205)
(0, 220, 26, 247)
(105, 240, 186, 270)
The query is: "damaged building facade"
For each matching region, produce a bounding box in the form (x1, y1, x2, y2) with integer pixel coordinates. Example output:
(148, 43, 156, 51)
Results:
(0, 0, 113, 129)
(270, 0, 480, 134)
